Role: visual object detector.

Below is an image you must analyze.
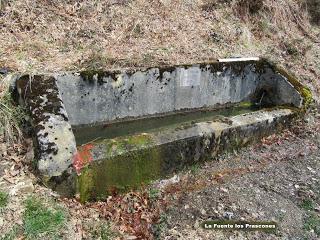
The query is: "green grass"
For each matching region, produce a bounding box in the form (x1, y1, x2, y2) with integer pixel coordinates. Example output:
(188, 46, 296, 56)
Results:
(303, 213, 320, 236)
(0, 226, 20, 240)
(90, 223, 116, 240)
(148, 188, 160, 201)
(300, 198, 315, 211)
(0, 191, 8, 208)
(23, 197, 66, 239)
(0, 74, 26, 143)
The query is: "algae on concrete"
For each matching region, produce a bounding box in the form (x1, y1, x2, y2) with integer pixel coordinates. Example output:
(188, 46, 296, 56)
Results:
(77, 134, 162, 202)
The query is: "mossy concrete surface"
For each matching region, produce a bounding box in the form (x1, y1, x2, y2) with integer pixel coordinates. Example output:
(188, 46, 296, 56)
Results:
(56, 59, 304, 126)
(14, 75, 77, 177)
(12, 59, 310, 200)
(76, 108, 296, 202)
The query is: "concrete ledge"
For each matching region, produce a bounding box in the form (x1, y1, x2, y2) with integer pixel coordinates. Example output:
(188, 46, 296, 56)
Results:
(15, 75, 77, 177)
(75, 108, 295, 201)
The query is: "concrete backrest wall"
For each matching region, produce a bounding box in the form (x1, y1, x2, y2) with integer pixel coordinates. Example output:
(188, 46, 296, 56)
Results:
(56, 60, 302, 127)
(259, 67, 303, 107)
(56, 62, 258, 126)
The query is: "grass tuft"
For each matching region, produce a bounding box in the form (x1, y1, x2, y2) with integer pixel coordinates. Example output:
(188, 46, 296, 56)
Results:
(190, 163, 200, 175)
(90, 223, 116, 240)
(300, 198, 315, 211)
(148, 188, 160, 201)
(304, 213, 320, 236)
(0, 226, 21, 240)
(152, 214, 168, 240)
(0, 74, 26, 143)
(23, 197, 66, 239)
(0, 191, 8, 208)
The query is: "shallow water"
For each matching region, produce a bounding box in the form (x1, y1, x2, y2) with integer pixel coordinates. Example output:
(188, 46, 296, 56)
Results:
(73, 103, 259, 146)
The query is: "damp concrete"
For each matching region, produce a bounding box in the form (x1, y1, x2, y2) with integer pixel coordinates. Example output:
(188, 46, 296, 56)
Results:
(73, 103, 258, 146)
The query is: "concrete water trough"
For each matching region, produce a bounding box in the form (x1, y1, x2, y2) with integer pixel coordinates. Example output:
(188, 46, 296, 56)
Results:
(13, 58, 311, 202)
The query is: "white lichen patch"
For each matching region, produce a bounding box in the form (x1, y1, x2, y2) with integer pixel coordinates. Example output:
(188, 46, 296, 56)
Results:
(230, 109, 293, 127)
(38, 94, 48, 107)
(37, 114, 77, 177)
(111, 74, 124, 88)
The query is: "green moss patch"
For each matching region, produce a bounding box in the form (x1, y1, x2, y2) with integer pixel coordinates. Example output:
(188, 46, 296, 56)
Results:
(77, 134, 162, 202)
(104, 134, 154, 157)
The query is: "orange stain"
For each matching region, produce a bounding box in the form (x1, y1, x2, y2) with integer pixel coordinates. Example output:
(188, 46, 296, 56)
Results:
(72, 144, 94, 174)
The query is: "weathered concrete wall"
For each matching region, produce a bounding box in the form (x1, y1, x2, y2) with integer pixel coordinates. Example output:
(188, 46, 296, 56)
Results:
(55, 60, 303, 126)
(14, 59, 310, 200)
(76, 108, 295, 202)
(15, 75, 77, 177)
(258, 67, 303, 107)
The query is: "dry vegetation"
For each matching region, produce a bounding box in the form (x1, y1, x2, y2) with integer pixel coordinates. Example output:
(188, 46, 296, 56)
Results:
(0, 74, 25, 143)
(0, 0, 318, 75)
(0, 0, 319, 90)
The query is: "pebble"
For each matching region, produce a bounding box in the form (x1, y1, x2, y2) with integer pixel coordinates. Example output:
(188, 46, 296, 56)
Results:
(194, 220, 200, 228)
(307, 167, 316, 174)
(201, 209, 206, 215)
(127, 236, 137, 240)
(223, 211, 234, 219)
(220, 187, 228, 193)
(158, 175, 180, 189)
(9, 179, 34, 195)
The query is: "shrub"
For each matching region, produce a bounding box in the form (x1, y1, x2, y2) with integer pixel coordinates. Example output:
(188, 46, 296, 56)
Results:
(305, 0, 320, 25)
(236, 0, 265, 16)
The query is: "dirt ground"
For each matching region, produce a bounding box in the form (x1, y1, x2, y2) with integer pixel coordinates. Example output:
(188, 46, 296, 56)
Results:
(159, 110, 320, 239)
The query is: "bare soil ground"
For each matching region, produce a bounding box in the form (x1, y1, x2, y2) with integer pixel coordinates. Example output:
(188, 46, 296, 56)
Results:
(0, 0, 320, 239)
(160, 112, 320, 239)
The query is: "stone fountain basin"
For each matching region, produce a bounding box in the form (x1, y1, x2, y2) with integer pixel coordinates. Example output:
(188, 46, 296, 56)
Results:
(14, 58, 311, 201)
